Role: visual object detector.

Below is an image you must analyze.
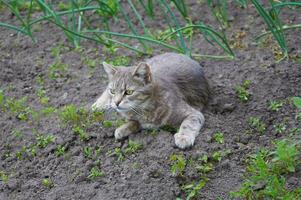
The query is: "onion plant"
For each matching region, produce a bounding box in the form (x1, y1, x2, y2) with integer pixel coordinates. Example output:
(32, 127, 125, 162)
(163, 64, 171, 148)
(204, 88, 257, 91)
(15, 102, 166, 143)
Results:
(0, 0, 235, 59)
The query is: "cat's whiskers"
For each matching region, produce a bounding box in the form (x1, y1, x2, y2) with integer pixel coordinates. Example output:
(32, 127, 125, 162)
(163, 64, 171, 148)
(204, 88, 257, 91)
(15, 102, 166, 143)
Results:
(129, 105, 144, 117)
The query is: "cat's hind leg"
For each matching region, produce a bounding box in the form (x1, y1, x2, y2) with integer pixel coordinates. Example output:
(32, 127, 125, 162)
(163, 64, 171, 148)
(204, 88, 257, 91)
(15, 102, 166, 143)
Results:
(174, 110, 205, 149)
(115, 120, 140, 140)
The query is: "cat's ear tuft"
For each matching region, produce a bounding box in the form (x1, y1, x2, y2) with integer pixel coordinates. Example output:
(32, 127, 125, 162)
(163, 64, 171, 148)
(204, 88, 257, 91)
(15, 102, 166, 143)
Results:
(103, 62, 116, 80)
(132, 62, 152, 84)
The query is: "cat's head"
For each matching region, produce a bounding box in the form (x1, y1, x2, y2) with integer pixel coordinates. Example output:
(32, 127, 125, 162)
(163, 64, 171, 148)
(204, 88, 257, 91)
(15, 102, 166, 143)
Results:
(102, 62, 153, 113)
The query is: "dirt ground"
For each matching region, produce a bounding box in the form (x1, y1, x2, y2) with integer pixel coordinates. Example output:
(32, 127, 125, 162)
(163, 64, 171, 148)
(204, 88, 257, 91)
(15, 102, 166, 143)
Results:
(0, 1, 301, 200)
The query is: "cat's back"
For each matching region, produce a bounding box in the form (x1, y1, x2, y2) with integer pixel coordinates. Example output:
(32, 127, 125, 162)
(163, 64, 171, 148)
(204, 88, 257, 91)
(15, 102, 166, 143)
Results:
(146, 53, 210, 108)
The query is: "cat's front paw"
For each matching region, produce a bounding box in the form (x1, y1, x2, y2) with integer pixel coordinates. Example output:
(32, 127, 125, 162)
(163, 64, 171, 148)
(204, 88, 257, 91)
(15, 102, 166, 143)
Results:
(174, 133, 195, 149)
(114, 128, 128, 140)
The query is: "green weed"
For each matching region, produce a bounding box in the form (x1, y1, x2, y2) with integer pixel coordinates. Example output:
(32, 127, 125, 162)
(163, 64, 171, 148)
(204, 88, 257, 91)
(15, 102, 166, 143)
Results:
(36, 88, 49, 105)
(231, 139, 300, 199)
(271, 140, 299, 173)
(102, 120, 113, 128)
(83, 147, 93, 159)
(55, 145, 66, 157)
(268, 100, 284, 111)
(5, 96, 33, 121)
(248, 117, 266, 134)
(36, 134, 55, 148)
(83, 58, 97, 69)
(213, 131, 224, 144)
(106, 56, 131, 66)
(72, 126, 89, 141)
(235, 80, 251, 102)
(0, 171, 9, 182)
(182, 178, 209, 200)
(291, 97, 301, 109)
(42, 178, 53, 188)
(125, 140, 143, 154)
(48, 60, 68, 79)
(88, 167, 104, 180)
(114, 147, 125, 161)
(170, 154, 186, 176)
(196, 155, 214, 174)
(12, 129, 23, 138)
(40, 106, 56, 117)
(274, 123, 286, 134)
(59, 105, 88, 127)
(212, 149, 231, 162)
(0, 90, 4, 108)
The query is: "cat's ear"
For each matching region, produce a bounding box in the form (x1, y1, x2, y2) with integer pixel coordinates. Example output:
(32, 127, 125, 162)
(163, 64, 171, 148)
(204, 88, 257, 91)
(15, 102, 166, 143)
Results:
(132, 62, 152, 84)
(103, 62, 116, 80)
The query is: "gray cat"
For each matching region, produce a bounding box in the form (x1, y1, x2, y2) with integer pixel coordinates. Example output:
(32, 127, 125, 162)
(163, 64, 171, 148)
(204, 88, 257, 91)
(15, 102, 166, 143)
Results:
(92, 53, 210, 149)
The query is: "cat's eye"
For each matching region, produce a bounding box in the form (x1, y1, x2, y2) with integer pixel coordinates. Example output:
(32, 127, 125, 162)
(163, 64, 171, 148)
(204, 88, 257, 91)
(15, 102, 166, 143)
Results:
(125, 89, 134, 95)
(109, 89, 115, 94)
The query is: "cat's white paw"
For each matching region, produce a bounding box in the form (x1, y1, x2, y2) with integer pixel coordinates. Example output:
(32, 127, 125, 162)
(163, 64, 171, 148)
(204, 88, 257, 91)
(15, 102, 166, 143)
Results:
(174, 133, 195, 149)
(114, 128, 127, 140)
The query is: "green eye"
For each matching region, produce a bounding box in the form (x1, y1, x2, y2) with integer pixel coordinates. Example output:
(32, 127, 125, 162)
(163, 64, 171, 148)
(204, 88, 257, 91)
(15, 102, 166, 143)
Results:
(110, 89, 115, 94)
(125, 89, 134, 95)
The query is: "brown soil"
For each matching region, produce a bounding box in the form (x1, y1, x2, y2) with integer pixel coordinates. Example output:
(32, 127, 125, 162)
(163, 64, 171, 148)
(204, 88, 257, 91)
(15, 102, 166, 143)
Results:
(0, 1, 301, 200)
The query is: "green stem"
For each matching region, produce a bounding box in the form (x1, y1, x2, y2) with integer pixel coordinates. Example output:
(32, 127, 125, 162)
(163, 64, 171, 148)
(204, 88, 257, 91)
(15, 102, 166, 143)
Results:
(47, 20, 146, 54)
(255, 24, 301, 41)
(84, 30, 184, 53)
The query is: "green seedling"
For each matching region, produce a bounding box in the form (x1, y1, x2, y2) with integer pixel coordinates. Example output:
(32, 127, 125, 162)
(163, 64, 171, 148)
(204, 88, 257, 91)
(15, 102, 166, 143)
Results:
(102, 120, 113, 128)
(83, 147, 93, 159)
(5, 96, 32, 121)
(60, 105, 88, 127)
(125, 140, 143, 154)
(90, 110, 104, 122)
(231, 139, 300, 199)
(0, 89, 4, 108)
(268, 100, 284, 111)
(36, 88, 49, 105)
(55, 145, 66, 156)
(83, 58, 97, 69)
(0, 171, 8, 182)
(95, 147, 102, 156)
(274, 123, 286, 134)
(88, 167, 104, 180)
(42, 178, 53, 188)
(48, 60, 68, 79)
(212, 149, 231, 162)
(170, 154, 186, 176)
(114, 147, 125, 161)
(72, 126, 89, 141)
(248, 117, 266, 134)
(291, 97, 301, 109)
(57, 2, 72, 11)
(213, 131, 224, 144)
(235, 80, 251, 102)
(36, 75, 44, 86)
(12, 129, 23, 138)
(106, 56, 131, 66)
(196, 162, 213, 174)
(27, 145, 37, 157)
(36, 134, 55, 148)
(272, 139, 299, 173)
(182, 178, 208, 200)
(41, 106, 56, 117)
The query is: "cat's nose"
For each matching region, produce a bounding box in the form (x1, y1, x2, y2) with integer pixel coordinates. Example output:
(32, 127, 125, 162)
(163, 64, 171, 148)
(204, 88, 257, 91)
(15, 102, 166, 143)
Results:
(115, 99, 122, 106)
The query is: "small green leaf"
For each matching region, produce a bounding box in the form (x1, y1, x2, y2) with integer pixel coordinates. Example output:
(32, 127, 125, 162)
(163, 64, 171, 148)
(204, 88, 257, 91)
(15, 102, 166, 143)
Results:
(292, 97, 301, 109)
